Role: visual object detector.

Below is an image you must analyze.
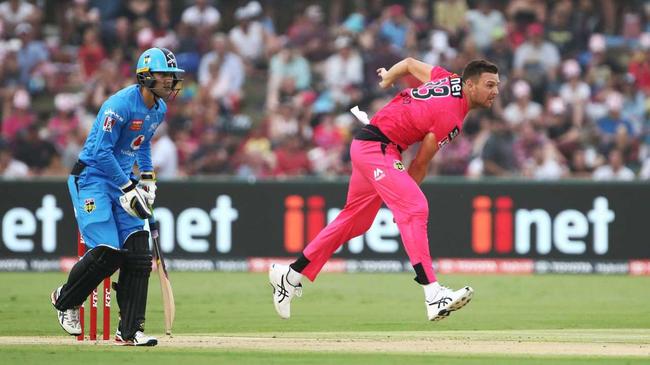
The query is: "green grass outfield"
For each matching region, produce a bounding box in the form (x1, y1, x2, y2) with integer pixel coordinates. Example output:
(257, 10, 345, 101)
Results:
(1, 272, 649, 364)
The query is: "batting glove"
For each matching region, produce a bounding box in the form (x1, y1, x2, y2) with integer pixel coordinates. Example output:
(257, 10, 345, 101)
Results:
(119, 181, 152, 219)
(138, 172, 157, 207)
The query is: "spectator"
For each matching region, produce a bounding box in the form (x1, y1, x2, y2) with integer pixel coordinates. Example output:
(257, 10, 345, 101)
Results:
(502, 80, 542, 129)
(272, 136, 311, 177)
(481, 117, 518, 177)
(78, 27, 107, 79)
(512, 22, 560, 101)
(151, 124, 178, 179)
(592, 148, 635, 181)
(1, 88, 35, 143)
(229, 3, 271, 69)
(522, 143, 567, 180)
(181, 0, 220, 31)
(0, 139, 29, 178)
(378, 4, 416, 53)
(15, 22, 49, 88)
(12, 124, 58, 174)
(47, 93, 81, 152)
(322, 36, 363, 107)
(465, 0, 506, 53)
(267, 42, 311, 110)
(568, 147, 594, 178)
(595, 92, 636, 153)
(286, 4, 329, 63)
(0, 0, 40, 35)
(198, 33, 245, 112)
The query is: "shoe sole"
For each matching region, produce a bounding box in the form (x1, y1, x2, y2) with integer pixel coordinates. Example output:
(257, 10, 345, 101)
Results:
(430, 286, 474, 322)
(51, 290, 82, 336)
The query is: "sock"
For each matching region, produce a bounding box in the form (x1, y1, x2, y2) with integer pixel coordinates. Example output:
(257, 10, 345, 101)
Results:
(423, 281, 442, 302)
(289, 254, 310, 273)
(286, 267, 303, 287)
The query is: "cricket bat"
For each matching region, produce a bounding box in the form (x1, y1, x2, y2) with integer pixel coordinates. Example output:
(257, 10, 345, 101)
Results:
(150, 218, 175, 336)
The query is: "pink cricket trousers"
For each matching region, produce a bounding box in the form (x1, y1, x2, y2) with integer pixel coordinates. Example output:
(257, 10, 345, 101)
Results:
(301, 139, 437, 284)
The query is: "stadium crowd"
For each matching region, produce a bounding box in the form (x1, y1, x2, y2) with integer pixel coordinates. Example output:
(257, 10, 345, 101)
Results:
(0, 0, 649, 181)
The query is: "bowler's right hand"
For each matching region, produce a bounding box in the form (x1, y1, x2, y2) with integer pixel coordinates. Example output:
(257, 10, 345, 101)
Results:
(377, 68, 392, 89)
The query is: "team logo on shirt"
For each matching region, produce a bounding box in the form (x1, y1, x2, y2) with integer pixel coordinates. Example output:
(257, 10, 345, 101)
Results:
(131, 135, 145, 150)
(130, 120, 143, 131)
(437, 126, 460, 148)
(84, 198, 96, 213)
(143, 55, 151, 65)
(393, 160, 405, 171)
(102, 116, 115, 132)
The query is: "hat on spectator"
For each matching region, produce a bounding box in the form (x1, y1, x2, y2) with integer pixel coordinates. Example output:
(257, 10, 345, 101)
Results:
(246, 1, 262, 17)
(13, 89, 30, 109)
(54, 93, 79, 112)
(548, 97, 566, 115)
(562, 59, 581, 78)
(589, 34, 606, 53)
(639, 32, 650, 50)
(15, 22, 32, 36)
(334, 36, 352, 50)
(512, 80, 531, 98)
(526, 23, 544, 36)
(305, 5, 323, 21)
(605, 92, 623, 112)
(388, 4, 404, 17)
(430, 30, 450, 53)
(235, 7, 248, 21)
(343, 13, 364, 33)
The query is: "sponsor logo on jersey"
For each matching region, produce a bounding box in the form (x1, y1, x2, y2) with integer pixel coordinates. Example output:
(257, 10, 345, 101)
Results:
(130, 120, 143, 131)
(84, 198, 96, 213)
(393, 160, 405, 171)
(102, 116, 115, 132)
(148, 122, 159, 133)
(437, 126, 460, 148)
(131, 135, 145, 150)
(450, 77, 462, 98)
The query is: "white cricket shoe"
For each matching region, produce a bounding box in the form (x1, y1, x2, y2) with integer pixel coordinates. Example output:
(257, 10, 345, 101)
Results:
(426, 285, 474, 321)
(269, 263, 302, 319)
(115, 329, 158, 346)
(50, 286, 82, 336)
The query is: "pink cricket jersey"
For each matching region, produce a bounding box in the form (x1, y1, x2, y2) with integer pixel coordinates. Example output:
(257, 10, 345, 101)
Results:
(371, 66, 470, 150)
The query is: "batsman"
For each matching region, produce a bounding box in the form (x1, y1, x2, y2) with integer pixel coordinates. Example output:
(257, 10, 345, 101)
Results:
(50, 47, 184, 346)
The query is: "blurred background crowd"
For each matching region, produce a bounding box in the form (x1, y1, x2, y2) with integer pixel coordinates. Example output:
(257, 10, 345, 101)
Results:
(0, 0, 649, 181)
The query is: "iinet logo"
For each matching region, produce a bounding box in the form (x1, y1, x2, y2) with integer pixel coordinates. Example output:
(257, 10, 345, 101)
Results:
(472, 196, 615, 255)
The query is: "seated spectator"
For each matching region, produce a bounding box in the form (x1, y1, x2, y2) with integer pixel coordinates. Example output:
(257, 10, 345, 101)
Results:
(513, 121, 547, 168)
(465, 0, 506, 53)
(78, 27, 106, 79)
(522, 143, 567, 180)
(229, 3, 271, 68)
(592, 148, 635, 181)
(267, 42, 311, 110)
(15, 22, 49, 88)
(512, 22, 560, 101)
(595, 92, 636, 152)
(481, 117, 518, 176)
(286, 4, 329, 63)
(568, 147, 594, 179)
(181, 0, 220, 32)
(12, 124, 58, 175)
(379, 4, 416, 53)
(1, 89, 35, 143)
(0, 140, 29, 178)
(272, 136, 311, 177)
(0, 0, 41, 35)
(322, 36, 363, 107)
(197, 33, 245, 113)
(151, 124, 178, 179)
(502, 80, 542, 129)
(47, 93, 81, 151)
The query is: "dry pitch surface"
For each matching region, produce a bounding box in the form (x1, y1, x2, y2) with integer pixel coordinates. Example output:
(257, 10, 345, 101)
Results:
(2, 329, 649, 357)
